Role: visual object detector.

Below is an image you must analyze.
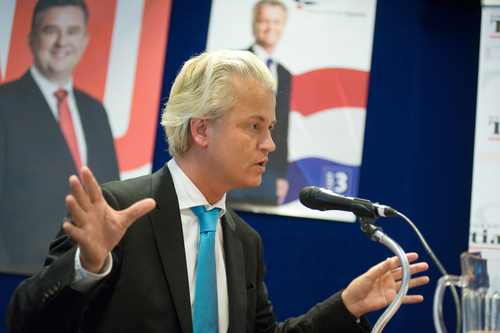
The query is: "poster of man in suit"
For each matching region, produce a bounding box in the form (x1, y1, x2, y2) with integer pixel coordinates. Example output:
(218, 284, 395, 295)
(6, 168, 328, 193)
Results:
(207, 0, 377, 221)
(227, 0, 291, 207)
(0, 0, 171, 274)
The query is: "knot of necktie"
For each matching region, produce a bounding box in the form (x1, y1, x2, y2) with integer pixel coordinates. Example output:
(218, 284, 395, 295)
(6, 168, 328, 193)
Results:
(54, 89, 68, 101)
(191, 205, 220, 234)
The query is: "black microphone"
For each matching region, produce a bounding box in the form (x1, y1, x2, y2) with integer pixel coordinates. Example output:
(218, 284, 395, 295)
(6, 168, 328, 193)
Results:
(299, 186, 398, 218)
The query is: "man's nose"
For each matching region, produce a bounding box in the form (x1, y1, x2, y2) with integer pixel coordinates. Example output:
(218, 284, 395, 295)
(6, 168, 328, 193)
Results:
(261, 130, 276, 153)
(55, 32, 69, 45)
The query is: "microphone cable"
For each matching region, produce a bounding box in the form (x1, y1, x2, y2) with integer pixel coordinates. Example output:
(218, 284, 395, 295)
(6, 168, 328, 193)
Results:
(394, 211, 461, 333)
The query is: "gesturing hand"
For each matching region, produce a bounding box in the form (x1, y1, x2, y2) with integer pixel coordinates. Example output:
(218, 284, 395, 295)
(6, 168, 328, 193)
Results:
(341, 252, 429, 318)
(62, 167, 156, 274)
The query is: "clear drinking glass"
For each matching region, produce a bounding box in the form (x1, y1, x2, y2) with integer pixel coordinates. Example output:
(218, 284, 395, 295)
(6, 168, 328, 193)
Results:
(434, 252, 500, 333)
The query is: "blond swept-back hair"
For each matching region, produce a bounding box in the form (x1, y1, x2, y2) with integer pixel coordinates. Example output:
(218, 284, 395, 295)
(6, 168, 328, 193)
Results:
(252, 0, 287, 29)
(161, 49, 277, 157)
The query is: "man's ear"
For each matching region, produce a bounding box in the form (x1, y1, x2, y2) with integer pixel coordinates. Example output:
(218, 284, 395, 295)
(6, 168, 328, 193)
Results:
(190, 117, 209, 148)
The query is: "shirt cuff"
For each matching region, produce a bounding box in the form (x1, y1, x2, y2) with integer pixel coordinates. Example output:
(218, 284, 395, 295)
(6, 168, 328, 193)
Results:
(71, 247, 113, 293)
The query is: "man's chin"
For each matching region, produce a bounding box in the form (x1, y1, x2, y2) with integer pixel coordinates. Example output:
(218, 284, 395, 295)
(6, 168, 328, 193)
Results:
(241, 178, 262, 189)
(48, 62, 76, 75)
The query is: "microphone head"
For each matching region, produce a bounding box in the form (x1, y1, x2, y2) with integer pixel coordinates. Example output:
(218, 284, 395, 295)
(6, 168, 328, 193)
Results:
(299, 186, 321, 209)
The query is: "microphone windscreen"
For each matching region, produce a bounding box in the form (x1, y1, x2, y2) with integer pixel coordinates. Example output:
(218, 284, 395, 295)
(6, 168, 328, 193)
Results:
(299, 186, 321, 209)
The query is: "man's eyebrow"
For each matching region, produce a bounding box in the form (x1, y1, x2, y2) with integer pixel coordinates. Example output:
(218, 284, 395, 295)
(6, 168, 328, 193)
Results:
(41, 24, 83, 30)
(249, 114, 277, 126)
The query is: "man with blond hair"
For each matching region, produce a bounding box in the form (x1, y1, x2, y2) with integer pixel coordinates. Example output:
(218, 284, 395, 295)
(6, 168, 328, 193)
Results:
(7, 50, 428, 333)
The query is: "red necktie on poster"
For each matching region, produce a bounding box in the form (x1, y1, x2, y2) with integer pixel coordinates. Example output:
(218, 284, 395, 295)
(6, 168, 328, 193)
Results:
(54, 90, 82, 178)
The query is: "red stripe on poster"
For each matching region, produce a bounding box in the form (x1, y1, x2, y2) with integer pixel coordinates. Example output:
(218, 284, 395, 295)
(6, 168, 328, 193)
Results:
(290, 68, 370, 116)
(114, 0, 172, 171)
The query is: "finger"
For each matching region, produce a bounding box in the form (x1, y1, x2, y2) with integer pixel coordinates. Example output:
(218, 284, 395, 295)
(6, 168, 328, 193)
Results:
(69, 174, 91, 212)
(387, 253, 419, 271)
(81, 167, 103, 204)
(406, 252, 419, 264)
(119, 198, 156, 230)
(402, 294, 424, 304)
(65, 194, 88, 227)
(363, 253, 422, 282)
(392, 262, 429, 280)
(410, 275, 430, 288)
(364, 257, 393, 282)
(62, 221, 85, 243)
(390, 262, 429, 281)
(410, 262, 429, 275)
(395, 275, 430, 290)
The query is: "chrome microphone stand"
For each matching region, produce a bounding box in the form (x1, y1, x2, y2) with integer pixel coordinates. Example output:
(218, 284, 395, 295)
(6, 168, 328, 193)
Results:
(357, 216, 411, 333)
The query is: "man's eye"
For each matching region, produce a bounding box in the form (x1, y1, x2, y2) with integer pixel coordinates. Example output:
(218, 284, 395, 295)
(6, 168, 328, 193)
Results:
(43, 27, 58, 34)
(68, 28, 82, 35)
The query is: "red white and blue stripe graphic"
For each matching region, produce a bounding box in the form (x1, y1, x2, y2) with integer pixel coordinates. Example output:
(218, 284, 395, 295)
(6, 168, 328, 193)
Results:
(283, 68, 369, 205)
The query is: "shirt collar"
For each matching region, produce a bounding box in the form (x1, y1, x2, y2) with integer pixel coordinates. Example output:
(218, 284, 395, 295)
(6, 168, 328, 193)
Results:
(253, 43, 276, 63)
(30, 65, 73, 96)
(167, 158, 226, 217)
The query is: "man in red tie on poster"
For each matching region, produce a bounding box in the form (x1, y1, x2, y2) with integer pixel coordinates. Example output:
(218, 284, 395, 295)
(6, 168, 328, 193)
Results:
(0, 0, 119, 275)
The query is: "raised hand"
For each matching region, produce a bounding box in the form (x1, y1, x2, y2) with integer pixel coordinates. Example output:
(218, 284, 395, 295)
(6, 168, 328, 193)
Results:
(62, 166, 156, 273)
(341, 252, 429, 318)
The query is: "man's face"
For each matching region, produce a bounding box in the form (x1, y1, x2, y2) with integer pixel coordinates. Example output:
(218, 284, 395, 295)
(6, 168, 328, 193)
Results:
(205, 77, 276, 191)
(254, 4, 286, 50)
(29, 5, 88, 84)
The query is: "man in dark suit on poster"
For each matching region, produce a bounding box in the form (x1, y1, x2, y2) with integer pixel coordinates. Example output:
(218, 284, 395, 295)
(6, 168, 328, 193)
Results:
(7, 49, 429, 333)
(228, 0, 291, 207)
(0, 0, 119, 274)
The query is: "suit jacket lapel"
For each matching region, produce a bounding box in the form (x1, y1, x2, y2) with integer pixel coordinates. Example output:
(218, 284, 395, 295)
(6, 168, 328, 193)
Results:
(19, 71, 77, 168)
(222, 212, 246, 333)
(20, 71, 60, 129)
(148, 165, 249, 332)
(149, 166, 193, 333)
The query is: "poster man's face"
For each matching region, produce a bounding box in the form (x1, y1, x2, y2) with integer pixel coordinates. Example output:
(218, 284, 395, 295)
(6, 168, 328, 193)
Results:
(29, 5, 88, 85)
(254, 4, 286, 51)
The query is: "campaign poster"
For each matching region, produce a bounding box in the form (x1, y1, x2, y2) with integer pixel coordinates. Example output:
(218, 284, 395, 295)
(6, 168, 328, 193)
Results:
(206, 0, 377, 222)
(469, 5, 500, 260)
(0, 0, 171, 274)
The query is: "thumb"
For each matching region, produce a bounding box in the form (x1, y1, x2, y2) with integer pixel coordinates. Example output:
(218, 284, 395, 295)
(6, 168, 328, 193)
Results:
(120, 198, 156, 229)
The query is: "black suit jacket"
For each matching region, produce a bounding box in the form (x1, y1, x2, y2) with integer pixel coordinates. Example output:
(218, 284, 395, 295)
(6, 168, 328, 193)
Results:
(227, 47, 291, 206)
(0, 71, 119, 274)
(6, 164, 370, 333)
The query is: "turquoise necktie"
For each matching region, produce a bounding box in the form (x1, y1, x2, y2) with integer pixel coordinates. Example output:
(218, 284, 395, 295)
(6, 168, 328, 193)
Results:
(190, 205, 220, 333)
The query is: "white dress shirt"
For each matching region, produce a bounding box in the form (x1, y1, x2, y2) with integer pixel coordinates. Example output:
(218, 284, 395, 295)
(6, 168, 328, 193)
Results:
(168, 158, 229, 333)
(72, 158, 229, 332)
(30, 65, 88, 166)
(253, 43, 279, 83)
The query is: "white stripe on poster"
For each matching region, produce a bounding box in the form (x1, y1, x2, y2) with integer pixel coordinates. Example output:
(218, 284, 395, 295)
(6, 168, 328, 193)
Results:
(0, 0, 17, 80)
(288, 108, 366, 165)
(103, 0, 145, 139)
